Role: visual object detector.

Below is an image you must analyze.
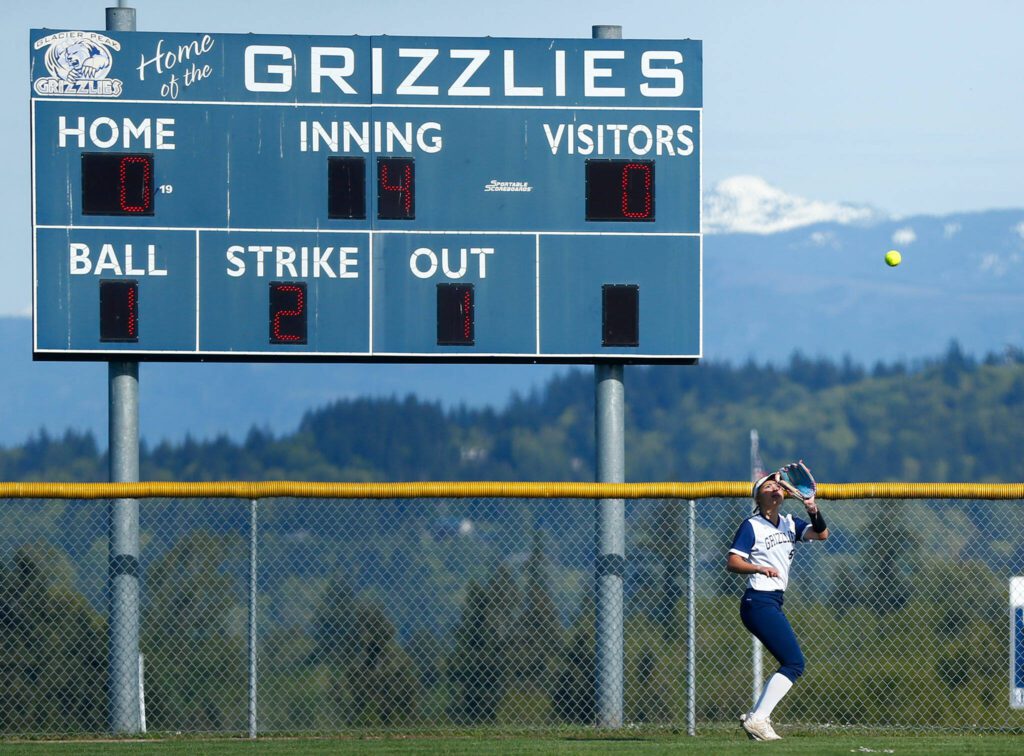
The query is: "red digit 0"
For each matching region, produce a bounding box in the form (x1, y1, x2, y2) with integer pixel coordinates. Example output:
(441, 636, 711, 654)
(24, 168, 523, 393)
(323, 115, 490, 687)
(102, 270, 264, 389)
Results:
(621, 162, 652, 219)
(119, 156, 151, 214)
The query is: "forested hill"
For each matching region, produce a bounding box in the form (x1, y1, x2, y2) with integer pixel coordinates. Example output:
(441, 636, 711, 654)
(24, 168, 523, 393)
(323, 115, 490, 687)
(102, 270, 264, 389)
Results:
(3, 343, 1024, 484)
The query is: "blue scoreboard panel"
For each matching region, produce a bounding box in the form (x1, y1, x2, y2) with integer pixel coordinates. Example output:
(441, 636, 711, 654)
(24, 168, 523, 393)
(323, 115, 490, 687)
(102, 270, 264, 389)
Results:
(31, 30, 702, 363)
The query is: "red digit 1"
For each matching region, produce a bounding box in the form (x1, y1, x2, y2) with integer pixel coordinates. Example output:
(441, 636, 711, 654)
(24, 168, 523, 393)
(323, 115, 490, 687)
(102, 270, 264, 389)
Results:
(119, 156, 151, 214)
(127, 284, 138, 338)
(621, 162, 652, 219)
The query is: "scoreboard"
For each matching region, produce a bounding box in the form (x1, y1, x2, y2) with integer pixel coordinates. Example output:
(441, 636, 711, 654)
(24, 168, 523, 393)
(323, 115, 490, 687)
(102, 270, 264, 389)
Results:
(31, 29, 702, 362)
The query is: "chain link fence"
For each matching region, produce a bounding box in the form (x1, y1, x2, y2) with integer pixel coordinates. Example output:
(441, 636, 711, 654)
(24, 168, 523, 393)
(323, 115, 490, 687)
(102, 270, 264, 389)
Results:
(1, 494, 1023, 736)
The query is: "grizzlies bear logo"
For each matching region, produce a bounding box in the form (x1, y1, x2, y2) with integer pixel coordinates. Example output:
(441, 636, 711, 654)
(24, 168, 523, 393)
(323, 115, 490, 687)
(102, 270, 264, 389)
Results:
(33, 31, 124, 97)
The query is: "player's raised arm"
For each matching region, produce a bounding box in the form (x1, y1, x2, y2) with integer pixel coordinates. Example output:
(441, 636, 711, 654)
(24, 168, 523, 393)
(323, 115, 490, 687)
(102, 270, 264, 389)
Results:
(802, 496, 829, 541)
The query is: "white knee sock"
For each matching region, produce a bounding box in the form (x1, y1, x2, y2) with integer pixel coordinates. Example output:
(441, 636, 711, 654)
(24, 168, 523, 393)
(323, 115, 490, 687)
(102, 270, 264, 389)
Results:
(750, 673, 794, 719)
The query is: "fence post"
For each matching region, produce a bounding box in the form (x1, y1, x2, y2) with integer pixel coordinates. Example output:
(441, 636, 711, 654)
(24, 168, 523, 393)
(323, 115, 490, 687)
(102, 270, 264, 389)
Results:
(687, 499, 696, 736)
(248, 499, 258, 739)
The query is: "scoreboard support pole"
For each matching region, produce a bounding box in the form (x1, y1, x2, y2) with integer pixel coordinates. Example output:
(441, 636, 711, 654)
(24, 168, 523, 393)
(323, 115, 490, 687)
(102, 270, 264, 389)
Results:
(105, 2, 144, 737)
(108, 360, 142, 734)
(592, 25, 626, 732)
(595, 362, 626, 728)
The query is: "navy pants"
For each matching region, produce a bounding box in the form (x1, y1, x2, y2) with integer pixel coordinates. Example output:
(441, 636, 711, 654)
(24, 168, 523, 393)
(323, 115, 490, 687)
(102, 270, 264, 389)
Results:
(740, 589, 806, 683)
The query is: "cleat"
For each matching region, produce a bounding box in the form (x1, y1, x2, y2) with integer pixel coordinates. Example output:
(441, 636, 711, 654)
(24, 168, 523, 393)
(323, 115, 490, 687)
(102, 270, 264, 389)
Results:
(739, 713, 758, 741)
(741, 714, 782, 741)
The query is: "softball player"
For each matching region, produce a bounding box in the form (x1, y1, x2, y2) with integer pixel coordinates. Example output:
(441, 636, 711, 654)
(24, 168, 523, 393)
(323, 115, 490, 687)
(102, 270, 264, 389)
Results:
(727, 470, 829, 741)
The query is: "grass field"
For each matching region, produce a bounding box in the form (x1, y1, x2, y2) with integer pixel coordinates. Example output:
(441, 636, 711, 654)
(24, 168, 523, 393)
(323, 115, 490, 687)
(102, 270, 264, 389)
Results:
(1, 734, 1021, 755)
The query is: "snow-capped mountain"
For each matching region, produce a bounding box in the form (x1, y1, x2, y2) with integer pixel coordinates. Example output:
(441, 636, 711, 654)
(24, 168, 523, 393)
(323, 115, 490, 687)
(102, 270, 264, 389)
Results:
(704, 202, 1024, 365)
(703, 175, 883, 234)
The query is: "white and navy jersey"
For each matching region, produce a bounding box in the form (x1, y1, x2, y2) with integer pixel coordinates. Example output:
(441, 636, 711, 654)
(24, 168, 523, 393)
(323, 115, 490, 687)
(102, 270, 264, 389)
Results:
(729, 512, 811, 592)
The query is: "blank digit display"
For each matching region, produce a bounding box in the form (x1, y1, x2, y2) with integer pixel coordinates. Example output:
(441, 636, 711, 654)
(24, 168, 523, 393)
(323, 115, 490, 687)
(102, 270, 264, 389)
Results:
(327, 157, 366, 219)
(602, 284, 639, 346)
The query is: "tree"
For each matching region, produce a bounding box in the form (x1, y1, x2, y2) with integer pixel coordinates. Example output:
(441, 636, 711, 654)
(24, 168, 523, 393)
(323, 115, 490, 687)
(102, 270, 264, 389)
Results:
(551, 630, 594, 724)
(862, 508, 917, 616)
(341, 603, 421, 726)
(826, 507, 917, 617)
(142, 531, 245, 731)
(0, 545, 105, 733)
(447, 565, 519, 724)
(310, 577, 420, 725)
(508, 530, 563, 692)
(629, 648, 673, 724)
(309, 576, 358, 668)
(650, 500, 686, 642)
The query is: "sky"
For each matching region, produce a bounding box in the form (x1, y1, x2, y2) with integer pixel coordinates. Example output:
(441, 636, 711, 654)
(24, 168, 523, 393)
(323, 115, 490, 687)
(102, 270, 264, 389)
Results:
(9, 1, 1024, 318)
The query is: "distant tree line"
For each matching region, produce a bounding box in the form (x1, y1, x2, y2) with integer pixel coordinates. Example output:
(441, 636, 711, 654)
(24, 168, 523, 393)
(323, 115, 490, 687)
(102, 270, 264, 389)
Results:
(2, 341, 1024, 484)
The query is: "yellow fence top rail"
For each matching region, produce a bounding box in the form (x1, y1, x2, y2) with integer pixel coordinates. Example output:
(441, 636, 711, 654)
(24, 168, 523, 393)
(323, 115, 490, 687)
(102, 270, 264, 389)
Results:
(1, 481, 1023, 500)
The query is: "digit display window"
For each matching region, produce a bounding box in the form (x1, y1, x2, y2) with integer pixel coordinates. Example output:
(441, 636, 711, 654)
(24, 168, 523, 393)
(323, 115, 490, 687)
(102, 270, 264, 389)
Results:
(378, 157, 415, 220)
(99, 279, 139, 342)
(269, 282, 307, 344)
(437, 283, 474, 345)
(602, 284, 639, 347)
(327, 157, 366, 219)
(81, 153, 155, 216)
(585, 160, 655, 222)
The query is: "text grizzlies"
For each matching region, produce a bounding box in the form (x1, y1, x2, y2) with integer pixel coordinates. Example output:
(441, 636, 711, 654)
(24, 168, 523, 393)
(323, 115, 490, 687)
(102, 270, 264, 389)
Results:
(764, 532, 794, 551)
(245, 46, 687, 100)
